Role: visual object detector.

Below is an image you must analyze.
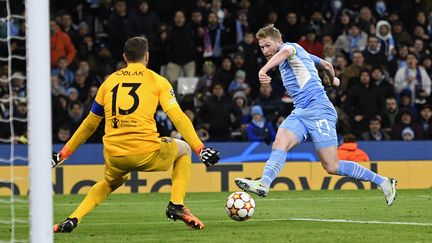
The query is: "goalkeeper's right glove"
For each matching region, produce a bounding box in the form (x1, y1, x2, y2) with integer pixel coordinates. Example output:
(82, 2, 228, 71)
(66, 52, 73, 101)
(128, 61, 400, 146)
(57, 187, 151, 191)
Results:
(51, 152, 65, 168)
(199, 147, 220, 166)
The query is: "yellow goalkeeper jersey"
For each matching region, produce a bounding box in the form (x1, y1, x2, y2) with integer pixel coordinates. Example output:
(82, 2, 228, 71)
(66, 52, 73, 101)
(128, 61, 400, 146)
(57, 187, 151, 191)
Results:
(94, 63, 179, 156)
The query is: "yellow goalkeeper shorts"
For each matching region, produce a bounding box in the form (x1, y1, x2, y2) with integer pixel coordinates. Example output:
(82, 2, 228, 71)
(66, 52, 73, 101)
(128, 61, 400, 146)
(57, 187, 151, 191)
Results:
(103, 137, 178, 187)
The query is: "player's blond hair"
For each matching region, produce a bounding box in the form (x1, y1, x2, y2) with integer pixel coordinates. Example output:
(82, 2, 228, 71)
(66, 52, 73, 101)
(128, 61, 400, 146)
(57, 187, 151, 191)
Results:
(255, 24, 282, 41)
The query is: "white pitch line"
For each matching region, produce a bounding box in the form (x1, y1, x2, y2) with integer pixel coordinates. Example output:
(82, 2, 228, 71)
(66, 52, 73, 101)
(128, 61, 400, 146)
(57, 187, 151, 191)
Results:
(1, 195, 431, 208)
(281, 218, 432, 226)
(10, 217, 432, 227)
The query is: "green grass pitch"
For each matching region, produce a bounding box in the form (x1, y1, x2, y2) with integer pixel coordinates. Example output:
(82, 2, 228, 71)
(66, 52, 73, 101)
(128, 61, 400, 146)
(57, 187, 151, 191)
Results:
(1, 189, 432, 242)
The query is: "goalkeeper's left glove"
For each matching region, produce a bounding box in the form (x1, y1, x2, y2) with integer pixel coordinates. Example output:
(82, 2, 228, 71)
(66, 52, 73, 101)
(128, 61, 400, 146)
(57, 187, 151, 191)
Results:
(199, 147, 220, 166)
(51, 152, 65, 168)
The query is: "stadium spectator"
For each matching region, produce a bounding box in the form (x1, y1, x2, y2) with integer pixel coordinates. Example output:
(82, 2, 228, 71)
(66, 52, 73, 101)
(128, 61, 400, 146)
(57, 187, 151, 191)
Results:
(246, 105, 276, 143)
(418, 104, 432, 139)
(357, 6, 376, 34)
(75, 34, 98, 71)
(254, 84, 282, 123)
(94, 0, 112, 38)
(230, 10, 252, 45)
(334, 23, 368, 57)
(52, 94, 69, 133)
(155, 107, 175, 137)
(107, 0, 129, 60)
(232, 90, 251, 124)
(74, 21, 92, 48)
(82, 85, 98, 114)
(389, 44, 409, 77)
(53, 125, 71, 143)
(323, 43, 337, 65)
(391, 109, 423, 140)
(362, 35, 387, 70)
(343, 69, 380, 137)
(60, 13, 78, 44)
(51, 75, 66, 97)
(50, 20, 76, 67)
(337, 134, 370, 162)
(398, 90, 418, 120)
(126, 0, 160, 44)
(298, 28, 323, 58)
(94, 42, 115, 77)
(11, 72, 26, 98)
(148, 23, 168, 75)
(202, 11, 227, 65)
(65, 87, 80, 103)
(51, 56, 75, 87)
(332, 10, 351, 39)
(72, 70, 89, 102)
(413, 25, 430, 44)
(279, 12, 304, 43)
(370, 66, 395, 109)
(195, 60, 216, 105)
(166, 10, 196, 84)
(411, 39, 428, 61)
(394, 52, 431, 106)
(308, 10, 333, 39)
(361, 116, 391, 141)
(228, 70, 251, 96)
(392, 21, 413, 47)
(237, 31, 262, 96)
(66, 100, 84, 132)
(340, 51, 371, 93)
(198, 82, 242, 141)
(189, 10, 205, 74)
(376, 20, 396, 60)
(13, 100, 27, 138)
(0, 74, 9, 98)
(213, 56, 235, 90)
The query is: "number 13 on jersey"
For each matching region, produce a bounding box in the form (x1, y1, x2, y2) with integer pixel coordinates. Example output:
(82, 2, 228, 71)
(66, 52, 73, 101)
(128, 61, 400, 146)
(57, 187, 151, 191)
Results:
(110, 83, 141, 116)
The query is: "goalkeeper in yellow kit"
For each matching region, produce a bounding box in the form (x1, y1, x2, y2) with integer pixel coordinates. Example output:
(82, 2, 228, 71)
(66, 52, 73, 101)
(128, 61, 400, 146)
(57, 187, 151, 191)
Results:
(52, 36, 220, 232)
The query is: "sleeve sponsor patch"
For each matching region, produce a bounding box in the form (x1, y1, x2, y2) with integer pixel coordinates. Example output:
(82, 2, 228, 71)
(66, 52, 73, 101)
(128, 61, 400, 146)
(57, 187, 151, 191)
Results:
(169, 88, 176, 97)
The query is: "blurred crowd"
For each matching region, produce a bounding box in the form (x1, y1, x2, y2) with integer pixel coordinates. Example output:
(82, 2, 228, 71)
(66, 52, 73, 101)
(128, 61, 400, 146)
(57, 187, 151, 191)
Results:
(2, 0, 432, 144)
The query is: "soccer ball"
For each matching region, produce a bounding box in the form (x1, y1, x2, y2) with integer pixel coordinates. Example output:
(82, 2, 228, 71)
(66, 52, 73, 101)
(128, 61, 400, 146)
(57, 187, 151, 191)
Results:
(225, 191, 255, 221)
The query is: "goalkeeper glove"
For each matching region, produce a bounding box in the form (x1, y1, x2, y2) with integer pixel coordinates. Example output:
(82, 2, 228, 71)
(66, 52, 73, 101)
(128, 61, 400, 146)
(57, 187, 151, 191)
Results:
(199, 147, 220, 166)
(51, 152, 65, 168)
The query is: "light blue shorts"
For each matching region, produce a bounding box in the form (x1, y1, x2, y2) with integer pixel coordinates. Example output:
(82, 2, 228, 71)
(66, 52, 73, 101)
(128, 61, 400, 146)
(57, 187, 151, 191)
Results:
(279, 96, 338, 150)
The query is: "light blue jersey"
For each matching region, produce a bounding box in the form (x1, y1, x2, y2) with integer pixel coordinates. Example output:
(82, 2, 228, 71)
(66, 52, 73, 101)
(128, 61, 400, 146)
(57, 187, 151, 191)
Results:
(278, 42, 338, 150)
(279, 42, 326, 108)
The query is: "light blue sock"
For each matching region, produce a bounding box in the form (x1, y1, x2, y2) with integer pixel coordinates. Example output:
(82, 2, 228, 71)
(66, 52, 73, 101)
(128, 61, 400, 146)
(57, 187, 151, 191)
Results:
(337, 160, 385, 186)
(260, 149, 287, 187)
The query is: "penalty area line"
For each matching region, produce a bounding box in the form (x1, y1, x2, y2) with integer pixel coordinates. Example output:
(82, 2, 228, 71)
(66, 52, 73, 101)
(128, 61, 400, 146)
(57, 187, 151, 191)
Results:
(274, 218, 432, 226)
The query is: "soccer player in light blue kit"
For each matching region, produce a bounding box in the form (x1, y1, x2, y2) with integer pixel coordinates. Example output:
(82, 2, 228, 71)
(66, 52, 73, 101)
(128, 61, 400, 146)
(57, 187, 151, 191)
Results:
(235, 25, 397, 206)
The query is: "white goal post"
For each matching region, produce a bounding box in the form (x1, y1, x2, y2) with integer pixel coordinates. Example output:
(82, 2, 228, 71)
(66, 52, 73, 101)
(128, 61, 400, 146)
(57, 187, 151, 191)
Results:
(26, 0, 53, 242)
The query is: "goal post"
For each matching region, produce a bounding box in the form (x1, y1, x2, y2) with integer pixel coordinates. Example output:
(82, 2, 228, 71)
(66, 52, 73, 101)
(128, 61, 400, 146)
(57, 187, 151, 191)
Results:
(26, 0, 53, 242)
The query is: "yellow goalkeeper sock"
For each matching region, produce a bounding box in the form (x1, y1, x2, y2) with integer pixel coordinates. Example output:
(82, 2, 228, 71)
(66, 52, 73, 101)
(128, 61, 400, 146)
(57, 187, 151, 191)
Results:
(170, 154, 191, 205)
(69, 179, 112, 222)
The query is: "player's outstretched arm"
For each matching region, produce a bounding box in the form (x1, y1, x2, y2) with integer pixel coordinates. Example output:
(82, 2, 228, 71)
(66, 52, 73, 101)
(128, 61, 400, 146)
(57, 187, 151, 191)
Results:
(166, 107, 220, 166)
(52, 112, 103, 168)
(309, 54, 340, 87)
(259, 45, 296, 83)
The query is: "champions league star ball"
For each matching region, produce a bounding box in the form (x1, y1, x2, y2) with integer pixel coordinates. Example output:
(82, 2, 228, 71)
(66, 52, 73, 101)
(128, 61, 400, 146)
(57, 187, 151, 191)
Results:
(225, 192, 255, 221)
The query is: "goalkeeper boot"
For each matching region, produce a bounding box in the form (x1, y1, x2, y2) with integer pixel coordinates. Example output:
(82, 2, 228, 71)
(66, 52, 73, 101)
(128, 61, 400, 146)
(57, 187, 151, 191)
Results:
(166, 202, 205, 229)
(235, 178, 268, 197)
(380, 177, 397, 206)
(53, 217, 78, 233)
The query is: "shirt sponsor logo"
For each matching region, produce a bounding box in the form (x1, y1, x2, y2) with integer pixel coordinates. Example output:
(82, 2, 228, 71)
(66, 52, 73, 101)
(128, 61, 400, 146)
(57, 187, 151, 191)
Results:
(111, 118, 138, 128)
